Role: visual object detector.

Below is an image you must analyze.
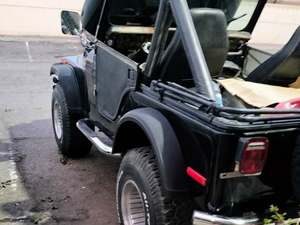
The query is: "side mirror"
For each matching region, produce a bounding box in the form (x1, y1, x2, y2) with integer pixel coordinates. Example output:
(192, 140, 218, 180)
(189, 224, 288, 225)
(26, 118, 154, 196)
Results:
(61, 11, 81, 35)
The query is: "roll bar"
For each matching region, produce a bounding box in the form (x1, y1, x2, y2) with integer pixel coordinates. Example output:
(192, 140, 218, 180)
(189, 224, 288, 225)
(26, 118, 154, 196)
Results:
(145, 0, 217, 102)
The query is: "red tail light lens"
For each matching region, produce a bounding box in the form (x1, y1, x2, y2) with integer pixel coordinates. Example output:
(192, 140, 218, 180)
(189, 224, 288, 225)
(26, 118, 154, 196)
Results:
(239, 138, 269, 175)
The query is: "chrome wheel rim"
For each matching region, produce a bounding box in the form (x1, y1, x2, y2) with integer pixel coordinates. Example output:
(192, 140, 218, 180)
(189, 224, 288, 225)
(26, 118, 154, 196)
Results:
(121, 180, 146, 225)
(53, 101, 63, 140)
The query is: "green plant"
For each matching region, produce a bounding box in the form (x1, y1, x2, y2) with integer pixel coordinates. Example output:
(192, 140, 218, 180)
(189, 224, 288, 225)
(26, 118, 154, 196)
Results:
(263, 205, 286, 224)
(263, 205, 300, 225)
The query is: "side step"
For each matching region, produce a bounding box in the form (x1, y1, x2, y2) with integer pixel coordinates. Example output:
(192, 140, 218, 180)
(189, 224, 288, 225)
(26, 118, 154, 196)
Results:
(76, 119, 113, 154)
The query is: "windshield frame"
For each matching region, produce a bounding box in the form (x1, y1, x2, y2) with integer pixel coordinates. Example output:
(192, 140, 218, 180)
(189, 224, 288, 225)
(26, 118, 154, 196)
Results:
(207, 0, 267, 32)
(240, 0, 267, 33)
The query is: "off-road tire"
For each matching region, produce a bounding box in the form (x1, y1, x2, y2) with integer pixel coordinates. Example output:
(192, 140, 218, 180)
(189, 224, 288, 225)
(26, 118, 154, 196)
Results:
(292, 135, 300, 201)
(51, 84, 91, 157)
(117, 147, 193, 225)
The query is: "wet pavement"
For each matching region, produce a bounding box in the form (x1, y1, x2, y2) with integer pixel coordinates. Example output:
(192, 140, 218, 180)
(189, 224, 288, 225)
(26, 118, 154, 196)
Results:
(0, 36, 120, 225)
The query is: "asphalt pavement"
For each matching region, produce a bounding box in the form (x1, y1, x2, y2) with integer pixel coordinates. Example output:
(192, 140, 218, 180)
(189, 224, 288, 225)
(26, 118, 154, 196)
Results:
(0, 36, 120, 225)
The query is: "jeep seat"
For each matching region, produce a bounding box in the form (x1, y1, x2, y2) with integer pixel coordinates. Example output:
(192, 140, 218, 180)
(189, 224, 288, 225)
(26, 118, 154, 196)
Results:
(246, 26, 300, 86)
(159, 8, 229, 85)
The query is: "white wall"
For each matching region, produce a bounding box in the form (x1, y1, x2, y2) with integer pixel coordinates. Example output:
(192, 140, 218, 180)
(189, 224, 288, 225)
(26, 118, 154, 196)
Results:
(0, 0, 84, 36)
(270, 0, 300, 5)
(1, 0, 300, 41)
(251, 3, 300, 45)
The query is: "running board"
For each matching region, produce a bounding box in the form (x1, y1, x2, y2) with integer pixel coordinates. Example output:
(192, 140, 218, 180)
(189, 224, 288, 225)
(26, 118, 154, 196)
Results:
(76, 119, 113, 154)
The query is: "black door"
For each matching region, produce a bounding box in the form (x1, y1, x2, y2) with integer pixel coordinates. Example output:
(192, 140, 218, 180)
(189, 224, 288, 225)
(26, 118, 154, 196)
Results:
(96, 42, 138, 120)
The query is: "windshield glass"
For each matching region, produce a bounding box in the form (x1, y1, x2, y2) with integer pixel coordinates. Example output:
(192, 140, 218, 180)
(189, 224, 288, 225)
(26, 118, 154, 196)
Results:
(211, 0, 260, 31)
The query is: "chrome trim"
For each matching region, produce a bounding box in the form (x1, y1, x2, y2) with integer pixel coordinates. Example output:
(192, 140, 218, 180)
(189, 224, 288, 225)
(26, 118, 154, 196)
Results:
(91, 137, 112, 154)
(193, 211, 259, 225)
(219, 162, 261, 179)
(220, 171, 261, 179)
(53, 101, 63, 139)
(121, 180, 146, 225)
(76, 119, 113, 154)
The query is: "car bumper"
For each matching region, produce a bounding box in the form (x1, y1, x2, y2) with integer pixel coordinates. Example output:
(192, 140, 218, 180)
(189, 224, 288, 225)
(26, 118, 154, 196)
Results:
(193, 211, 259, 225)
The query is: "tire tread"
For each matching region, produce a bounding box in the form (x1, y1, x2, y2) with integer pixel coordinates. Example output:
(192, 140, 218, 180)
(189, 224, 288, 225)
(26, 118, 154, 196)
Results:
(119, 147, 192, 225)
(52, 84, 91, 157)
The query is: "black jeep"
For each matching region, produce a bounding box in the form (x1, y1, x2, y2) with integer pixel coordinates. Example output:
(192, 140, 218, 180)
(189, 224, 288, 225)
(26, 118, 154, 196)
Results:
(51, 0, 300, 224)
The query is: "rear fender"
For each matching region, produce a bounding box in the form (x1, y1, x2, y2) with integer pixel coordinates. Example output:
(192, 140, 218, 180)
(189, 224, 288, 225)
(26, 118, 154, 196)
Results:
(113, 108, 189, 192)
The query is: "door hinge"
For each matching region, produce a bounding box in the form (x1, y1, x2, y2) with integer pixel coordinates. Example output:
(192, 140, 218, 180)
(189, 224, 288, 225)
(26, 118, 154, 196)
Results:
(127, 69, 136, 88)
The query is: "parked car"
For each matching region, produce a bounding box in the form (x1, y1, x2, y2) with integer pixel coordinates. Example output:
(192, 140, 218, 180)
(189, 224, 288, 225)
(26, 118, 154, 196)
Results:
(50, 0, 300, 224)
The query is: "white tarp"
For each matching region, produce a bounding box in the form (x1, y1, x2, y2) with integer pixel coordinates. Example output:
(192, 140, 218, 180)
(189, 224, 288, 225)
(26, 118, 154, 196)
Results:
(219, 78, 300, 108)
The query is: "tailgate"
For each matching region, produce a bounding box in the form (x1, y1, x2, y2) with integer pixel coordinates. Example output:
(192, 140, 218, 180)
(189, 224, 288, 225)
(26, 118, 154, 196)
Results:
(211, 128, 300, 217)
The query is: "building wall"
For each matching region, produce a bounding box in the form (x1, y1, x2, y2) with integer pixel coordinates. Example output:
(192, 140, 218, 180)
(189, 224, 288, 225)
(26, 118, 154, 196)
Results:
(0, 0, 299, 41)
(0, 0, 84, 36)
(269, 0, 300, 5)
(251, 2, 300, 45)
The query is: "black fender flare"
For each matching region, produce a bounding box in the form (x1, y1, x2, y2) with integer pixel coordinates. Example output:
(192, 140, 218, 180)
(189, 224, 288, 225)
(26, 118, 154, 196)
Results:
(113, 108, 189, 192)
(50, 63, 89, 115)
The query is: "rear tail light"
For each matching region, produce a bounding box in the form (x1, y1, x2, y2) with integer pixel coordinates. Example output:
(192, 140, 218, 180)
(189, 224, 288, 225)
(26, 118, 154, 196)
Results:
(239, 137, 269, 175)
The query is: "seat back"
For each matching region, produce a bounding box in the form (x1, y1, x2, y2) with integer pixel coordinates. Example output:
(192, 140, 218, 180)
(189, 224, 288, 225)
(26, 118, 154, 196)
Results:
(159, 8, 229, 84)
(246, 26, 300, 86)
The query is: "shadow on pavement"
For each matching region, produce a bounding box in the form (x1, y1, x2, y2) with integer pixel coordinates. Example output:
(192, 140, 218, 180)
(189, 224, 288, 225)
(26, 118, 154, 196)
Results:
(1, 119, 121, 225)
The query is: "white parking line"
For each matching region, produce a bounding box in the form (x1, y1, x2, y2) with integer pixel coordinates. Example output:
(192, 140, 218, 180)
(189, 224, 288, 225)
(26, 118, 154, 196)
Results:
(25, 41, 33, 62)
(0, 122, 28, 222)
(0, 152, 10, 155)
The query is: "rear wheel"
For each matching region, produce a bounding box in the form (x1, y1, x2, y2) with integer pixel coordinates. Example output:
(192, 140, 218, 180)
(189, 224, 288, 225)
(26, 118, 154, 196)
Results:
(117, 147, 193, 225)
(51, 84, 91, 157)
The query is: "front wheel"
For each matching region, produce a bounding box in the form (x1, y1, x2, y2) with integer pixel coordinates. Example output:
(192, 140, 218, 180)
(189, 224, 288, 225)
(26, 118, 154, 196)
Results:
(117, 147, 193, 225)
(51, 84, 92, 158)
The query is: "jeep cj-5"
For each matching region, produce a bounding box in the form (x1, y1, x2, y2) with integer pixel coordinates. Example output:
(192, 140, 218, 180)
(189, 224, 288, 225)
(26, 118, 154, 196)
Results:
(50, 0, 300, 224)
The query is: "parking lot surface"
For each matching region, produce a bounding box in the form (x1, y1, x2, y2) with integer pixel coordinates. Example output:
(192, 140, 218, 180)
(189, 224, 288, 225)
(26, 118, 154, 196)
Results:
(0, 36, 120, 225)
